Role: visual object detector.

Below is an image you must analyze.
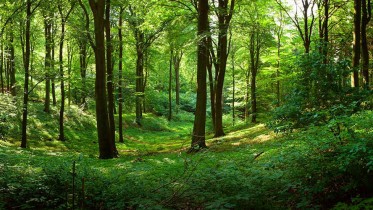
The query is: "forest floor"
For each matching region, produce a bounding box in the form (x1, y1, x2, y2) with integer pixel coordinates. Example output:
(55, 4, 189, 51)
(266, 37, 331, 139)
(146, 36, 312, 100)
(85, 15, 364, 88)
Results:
(1, 103, 373, 209)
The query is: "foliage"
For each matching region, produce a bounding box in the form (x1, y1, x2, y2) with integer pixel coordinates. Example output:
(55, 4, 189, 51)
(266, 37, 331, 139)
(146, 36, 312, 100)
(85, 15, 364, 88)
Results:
(0, 94, 18, 140)
(1, 108, 372, 209)
(268, 47, 372, 132)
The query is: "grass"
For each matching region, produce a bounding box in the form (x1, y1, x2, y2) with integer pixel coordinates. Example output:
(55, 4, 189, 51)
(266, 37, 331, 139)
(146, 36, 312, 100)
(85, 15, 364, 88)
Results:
(1, 100, 373, 209)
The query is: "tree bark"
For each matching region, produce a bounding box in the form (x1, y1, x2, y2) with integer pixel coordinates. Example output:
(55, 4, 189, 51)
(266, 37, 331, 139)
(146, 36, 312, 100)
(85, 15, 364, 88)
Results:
(105, 0, 117, 154)
(52, 47, 57, 106)
(135, 37, 144, 125)
(352, 0, 361, 88)
(0, 38, 3, 93)
(231, 44, 235, 126)
(361, 0, 371, 88)
(174, 50, 182, 113)
(44, 17, 52, 112)
(190, 0, 209, 151)
(89, 0, 116, 159)
(118, 7, 124, 143)
(79, 39, 88, 108)
(58, 6, 66, 141)
(21, 0, 31, 148)
(168, 48, 173, 121)
(9, 29, 16, 96)
(57, 2, 74, 141)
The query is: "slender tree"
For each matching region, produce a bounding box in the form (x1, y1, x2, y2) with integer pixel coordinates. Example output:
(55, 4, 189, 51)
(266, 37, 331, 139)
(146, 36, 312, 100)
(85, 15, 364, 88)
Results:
(118, 6, 125, 143)
(0, 36, 3, 93)
(352, 0, 361, 88)
(173, 50, 183, 112)
(361, 0, 371, 88)
(43, 9, 53, 113)
(212, 0, 235, 137)
(57, 0, 74, 141)
(105, 0, 117, 153)
(275, 0, 316, 53)
(21, 0, 32, 148)
(8, 26, 16, 96)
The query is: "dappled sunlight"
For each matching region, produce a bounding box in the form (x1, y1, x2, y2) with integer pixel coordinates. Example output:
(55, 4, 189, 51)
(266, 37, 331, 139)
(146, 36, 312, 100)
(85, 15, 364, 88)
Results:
(207, 123, 278, 152)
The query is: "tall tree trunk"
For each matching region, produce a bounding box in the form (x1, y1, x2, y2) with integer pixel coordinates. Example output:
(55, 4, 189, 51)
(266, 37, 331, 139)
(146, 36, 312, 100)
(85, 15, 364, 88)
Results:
(79, 40, 87, 109)
(105, 0, 117, 154)
(118, 7, 124, 143)
(58, 10, 66, 141)
(207, 55, 215, 129)
(9, 29, 16, 96)
(276, 37, 281, 107)
(231, 44, 235, 126)
(352, 0, 361, 87)
(21, 0, 31, 148)
(168, 48, 173, 121)
(51, 47, 57, 106)
(44, 18, 52, 112)
(174, 50, 182, 113)
(190, 0, 209, 151)
(361, 0, 371, 88)
(0, 38, 3, 93)
(245, 59, 250, 122)
(67, 44, 73, 107)
(213, 0, 235, 137)
(58, 1, 75, 141)
(135, 35, 144, 125)
(88, 0, 116, 159)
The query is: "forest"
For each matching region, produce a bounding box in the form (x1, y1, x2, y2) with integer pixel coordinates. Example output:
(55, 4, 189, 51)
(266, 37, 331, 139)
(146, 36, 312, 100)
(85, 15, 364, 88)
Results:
(0, 0, 372, 209)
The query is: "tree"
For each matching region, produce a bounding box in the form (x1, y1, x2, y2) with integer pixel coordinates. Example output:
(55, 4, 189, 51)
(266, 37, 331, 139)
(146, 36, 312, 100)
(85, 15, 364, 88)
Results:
(168, 47, 173, 121)
(8, 26, 16, 96)
(126, 2, 170, 126)
(210, 0, 235, 137)
(361, 0, 371, 88)
(105, 0, 116, 152)
(190, 0, 209, 151)
(21, 0, 33, 148)
(352, 0, 361, 88)
(42, 1, 55, 113)
(275, 0, 316, 53)
(79, 0, 117, 158)
(57, 0, 75, 141)
(173, 49, 183, 112)
(118, 6, 124, 143)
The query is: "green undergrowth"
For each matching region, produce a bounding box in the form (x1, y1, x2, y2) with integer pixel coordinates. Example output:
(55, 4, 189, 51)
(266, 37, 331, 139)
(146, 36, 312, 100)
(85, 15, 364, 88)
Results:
(1, 98, 373, 209)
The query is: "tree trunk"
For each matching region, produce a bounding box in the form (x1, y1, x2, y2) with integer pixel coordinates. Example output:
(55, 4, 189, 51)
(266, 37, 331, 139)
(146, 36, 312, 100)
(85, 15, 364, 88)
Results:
(68, 44, 73, 107)
(168, 48, 173, 121)
(118, 7, 124, 143)
(9, 29, 16, 96)
(21, 0, 31, 148)
(44, 18, 52, 112)
(89, 0, 116, 159)
(352, 0, 361, 87)
(207, 55, 215, 129)
(58, 11, 66, 141)
(174, 50, 182, 113)
(52, 47, 57, 106)
(361, 0, 371, 88)
(0, 38, 3, 93)
(231, 44, 235, 126)
(135, 35, 144, 125)
(105, 0, 117, 154)
(190, 0, 209, 151)
(251, 74, 257, 123)
(79, 40, 88, 109)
